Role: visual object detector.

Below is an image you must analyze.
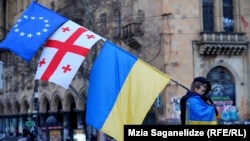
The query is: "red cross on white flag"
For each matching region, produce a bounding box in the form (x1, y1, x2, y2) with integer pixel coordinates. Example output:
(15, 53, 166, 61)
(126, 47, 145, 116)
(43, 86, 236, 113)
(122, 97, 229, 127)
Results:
(35, 20, 104, 88)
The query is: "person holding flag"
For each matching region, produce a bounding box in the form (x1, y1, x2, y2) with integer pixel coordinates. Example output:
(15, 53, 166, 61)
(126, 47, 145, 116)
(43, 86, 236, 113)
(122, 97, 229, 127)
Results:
(180, 77, 218, 125)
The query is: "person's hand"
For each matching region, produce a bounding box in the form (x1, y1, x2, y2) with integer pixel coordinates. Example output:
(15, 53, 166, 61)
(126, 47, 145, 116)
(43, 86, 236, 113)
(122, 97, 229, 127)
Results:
(206, 101, 212, 104)
(216, 113, 221, 120)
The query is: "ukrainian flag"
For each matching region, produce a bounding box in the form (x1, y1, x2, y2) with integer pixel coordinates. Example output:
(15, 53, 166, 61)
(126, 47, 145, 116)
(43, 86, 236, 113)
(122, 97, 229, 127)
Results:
(86, 40, 171, 141)
(186, 91, 218, 125)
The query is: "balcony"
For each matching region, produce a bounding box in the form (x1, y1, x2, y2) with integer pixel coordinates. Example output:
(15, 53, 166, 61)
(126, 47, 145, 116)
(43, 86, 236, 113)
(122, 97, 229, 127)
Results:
(122, 22, 144, 38)
(198, 32, 248, 55)
(121, 22, 144, 50)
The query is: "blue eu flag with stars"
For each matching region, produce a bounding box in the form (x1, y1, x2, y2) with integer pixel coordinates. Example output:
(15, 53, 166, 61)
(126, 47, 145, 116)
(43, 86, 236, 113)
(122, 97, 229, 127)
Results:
(0, 1, 68, 62)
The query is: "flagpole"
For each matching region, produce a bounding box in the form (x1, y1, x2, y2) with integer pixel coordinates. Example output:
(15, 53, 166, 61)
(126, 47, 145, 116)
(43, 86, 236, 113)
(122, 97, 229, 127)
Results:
(170, 78, 190, 91)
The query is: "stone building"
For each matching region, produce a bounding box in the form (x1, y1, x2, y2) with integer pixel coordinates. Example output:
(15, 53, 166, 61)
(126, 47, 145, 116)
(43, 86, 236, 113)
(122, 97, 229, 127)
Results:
(0, 0, 250, 140)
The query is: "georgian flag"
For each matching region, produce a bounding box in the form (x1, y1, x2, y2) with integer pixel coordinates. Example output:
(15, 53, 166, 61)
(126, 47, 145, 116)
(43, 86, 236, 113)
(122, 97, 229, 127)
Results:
(35, 20, 103, 88)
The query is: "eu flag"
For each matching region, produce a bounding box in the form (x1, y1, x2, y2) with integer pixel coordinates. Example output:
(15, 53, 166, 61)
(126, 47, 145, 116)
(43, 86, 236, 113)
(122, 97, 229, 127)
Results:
(0, 1, 67, 62)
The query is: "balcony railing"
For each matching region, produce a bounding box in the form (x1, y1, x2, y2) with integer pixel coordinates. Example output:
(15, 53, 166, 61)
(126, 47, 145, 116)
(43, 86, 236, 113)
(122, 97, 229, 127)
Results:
(198, 32, 248, 55)
(122, 22, 144, 39)
(120, 22, 144, 50)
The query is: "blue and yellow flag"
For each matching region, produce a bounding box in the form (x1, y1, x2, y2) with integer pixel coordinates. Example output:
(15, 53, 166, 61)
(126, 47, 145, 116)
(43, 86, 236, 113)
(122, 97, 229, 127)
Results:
(186, 91, 218, 125)
(0, 1, 67, 62)
(86, 40, 171, 141)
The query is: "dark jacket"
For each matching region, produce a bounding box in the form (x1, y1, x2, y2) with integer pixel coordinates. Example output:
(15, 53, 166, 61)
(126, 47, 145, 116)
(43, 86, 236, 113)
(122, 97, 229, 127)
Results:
(202, 94, 219, 116)
(180, 91, 200, 125)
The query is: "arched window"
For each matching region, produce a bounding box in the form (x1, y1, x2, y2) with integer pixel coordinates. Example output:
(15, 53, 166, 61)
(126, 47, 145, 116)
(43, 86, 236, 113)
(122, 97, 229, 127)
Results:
(206, 66, 238, 121)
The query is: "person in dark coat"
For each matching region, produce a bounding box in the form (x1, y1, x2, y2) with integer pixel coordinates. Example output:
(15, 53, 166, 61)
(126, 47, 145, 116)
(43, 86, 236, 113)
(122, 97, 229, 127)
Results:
(180, 76, 218, 125)
(22, 126, 29, 137)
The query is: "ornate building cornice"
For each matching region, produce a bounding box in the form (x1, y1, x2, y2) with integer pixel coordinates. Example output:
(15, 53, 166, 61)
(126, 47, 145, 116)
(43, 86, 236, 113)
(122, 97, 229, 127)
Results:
(198, 32, 248, 55)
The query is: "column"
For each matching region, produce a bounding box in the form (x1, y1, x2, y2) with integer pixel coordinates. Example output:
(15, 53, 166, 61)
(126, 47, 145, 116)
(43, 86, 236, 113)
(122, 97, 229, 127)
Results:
(63, 112, 70, 141)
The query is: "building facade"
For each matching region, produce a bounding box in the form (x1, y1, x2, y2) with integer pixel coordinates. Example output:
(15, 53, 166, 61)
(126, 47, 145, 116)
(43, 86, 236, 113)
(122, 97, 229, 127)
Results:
(0, 0, 250, 140)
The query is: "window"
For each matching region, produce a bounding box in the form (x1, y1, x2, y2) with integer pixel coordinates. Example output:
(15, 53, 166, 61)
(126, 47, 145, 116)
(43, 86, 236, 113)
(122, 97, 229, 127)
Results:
(202, 0, 234, 32)
(222, 0, 234, 32)
(203, 0, 214, 32)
